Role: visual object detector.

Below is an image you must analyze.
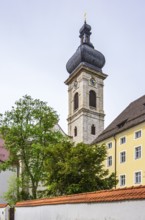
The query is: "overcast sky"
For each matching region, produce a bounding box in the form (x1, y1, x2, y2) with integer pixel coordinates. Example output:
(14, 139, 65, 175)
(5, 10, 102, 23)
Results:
(0, 0, 145, 132)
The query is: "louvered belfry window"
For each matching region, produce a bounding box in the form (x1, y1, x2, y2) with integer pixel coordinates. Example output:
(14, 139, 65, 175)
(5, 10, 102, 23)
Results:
(89, 90, 96, 107)
(91, 124, 96, 135)
(74, 126, 77, 136)
(74, 92, 79, 110)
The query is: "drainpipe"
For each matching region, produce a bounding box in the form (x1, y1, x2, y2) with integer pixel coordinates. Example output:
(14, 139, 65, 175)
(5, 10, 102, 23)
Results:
(113, 135, 117, 189)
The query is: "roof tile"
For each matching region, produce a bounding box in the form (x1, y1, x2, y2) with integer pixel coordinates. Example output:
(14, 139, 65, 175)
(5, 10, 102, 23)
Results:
(93, 95, 145, 143)
(0, 138, 9, 162)
(16, 185, 145, 207)
(0, 204, 9, 208)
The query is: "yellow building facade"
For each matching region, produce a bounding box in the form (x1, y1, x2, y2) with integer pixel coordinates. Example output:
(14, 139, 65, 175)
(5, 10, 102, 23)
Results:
(94, 95, 145, 188)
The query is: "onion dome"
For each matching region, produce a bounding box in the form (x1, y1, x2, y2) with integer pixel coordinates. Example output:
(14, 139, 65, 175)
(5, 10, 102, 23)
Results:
(66, 21, 105, 74)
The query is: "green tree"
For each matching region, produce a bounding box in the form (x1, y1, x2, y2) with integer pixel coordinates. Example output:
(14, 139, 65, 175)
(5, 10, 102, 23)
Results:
(0, 95, 63, 200)
(2, 175, 19, 206)
(44, 141, 117, 196)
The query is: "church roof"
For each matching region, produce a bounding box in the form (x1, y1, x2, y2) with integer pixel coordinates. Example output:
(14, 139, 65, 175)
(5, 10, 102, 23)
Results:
(0, 203, 9, 208)
(66, 21, 105, 74)
(93, 95, 145, 143)
(0, 138, 9, 162)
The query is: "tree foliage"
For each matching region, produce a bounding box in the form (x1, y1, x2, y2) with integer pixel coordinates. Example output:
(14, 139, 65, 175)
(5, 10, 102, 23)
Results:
(0, 95, 63, 200)
(2, 175, 19, 206)
(0, 95, 117, 203)
(44, 141, 117, 196)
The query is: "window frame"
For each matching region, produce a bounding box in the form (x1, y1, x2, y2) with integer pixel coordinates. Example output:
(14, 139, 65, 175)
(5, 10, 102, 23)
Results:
(107, 156, 112, 167)
(120, 174, 126, 186)
(134, 130, 142, 139)
(74, 126, 77, 137)
(134, 171, 142, 184)
(74, 92, 79, 111)
(134, 146, 141, 160)
(120, 136, 126, 145)
(120, 151, 126, 163)
(91, 124, 96, 135)
(107, 142, 112, 149)
(89, 90, 96, 108)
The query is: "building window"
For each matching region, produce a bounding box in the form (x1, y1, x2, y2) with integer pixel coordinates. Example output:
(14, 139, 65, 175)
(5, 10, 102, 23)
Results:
(107, 156, 112, 167)
(74, 92, 79, 110)
(135, 171, 141, 184)
(135, 130, 141, 139)
(74, 126, 77, 137)
(89, 90, 96, 108)
(135, 146, 141, 159)
(91, 124, 96, 135)
(120, 151, 126, 163)
(120, 137, 126, 145)
(117, 119, 127, 128)
(120, 175, 126, 186)
(108, 142, 112, 149)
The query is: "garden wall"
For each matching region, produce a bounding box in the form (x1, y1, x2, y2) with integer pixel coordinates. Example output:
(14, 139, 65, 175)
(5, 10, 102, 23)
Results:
(15, 186, 145, 220)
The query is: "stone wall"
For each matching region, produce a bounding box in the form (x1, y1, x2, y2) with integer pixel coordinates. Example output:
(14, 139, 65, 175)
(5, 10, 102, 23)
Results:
(67, 69, 105, 144)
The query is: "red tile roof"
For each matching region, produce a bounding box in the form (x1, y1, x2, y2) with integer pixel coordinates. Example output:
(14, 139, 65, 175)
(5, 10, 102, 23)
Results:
(0, 139, 9, 162)
(16, 185, 145, 207)
(0, 204, 9, 208)
(93, 95, 145, 143)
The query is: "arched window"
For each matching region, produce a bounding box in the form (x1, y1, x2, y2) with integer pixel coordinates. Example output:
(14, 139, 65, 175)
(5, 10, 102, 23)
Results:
(74, 126, 77, 137)
(74, 92, 79, 110)
(89, 90, 96, 108)
(91, 124, 96, 135)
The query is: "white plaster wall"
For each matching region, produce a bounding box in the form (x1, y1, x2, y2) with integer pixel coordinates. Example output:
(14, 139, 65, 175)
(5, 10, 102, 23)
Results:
(0, 170, 16, 203)
(0, 206, 9, 220)
(15, 200, 145, 220)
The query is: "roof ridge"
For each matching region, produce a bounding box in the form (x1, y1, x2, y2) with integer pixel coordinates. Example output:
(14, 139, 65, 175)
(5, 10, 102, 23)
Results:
(129, 94, 145, 104)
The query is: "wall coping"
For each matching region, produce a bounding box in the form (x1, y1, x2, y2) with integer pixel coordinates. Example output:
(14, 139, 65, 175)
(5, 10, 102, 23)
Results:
(0, 204, 9, 208)
(16, 185, 145, 207)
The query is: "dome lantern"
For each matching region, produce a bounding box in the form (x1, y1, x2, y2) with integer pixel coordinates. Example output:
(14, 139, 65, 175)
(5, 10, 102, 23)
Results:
(66, 22, 106, 74)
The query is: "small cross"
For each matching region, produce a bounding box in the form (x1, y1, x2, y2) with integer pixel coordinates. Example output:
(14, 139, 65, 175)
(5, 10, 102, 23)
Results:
(84, 12, 87, 22)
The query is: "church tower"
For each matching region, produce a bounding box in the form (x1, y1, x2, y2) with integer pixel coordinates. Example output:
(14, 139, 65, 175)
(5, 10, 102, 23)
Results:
(65, 21, 107, 144)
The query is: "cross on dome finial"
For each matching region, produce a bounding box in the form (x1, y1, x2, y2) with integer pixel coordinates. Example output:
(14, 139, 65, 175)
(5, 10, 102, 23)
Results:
(66, 21, 106, 74)
(84, 12, 87, 23)
(79, 19, 93, 47)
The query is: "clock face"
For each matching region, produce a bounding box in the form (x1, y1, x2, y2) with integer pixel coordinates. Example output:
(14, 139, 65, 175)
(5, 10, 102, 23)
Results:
(90, 78, 96, 86)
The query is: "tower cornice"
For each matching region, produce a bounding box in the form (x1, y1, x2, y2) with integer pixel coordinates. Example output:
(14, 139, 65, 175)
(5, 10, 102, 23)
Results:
(64, 63, 107, 85)
(67, 108, 105, 122)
